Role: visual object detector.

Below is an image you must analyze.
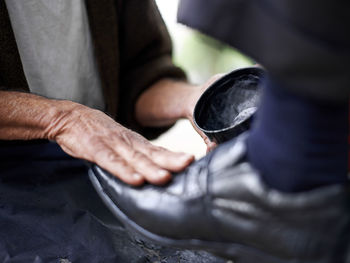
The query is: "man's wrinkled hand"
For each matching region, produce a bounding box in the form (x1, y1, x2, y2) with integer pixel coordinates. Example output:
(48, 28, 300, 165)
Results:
(48, 104, 194, 186)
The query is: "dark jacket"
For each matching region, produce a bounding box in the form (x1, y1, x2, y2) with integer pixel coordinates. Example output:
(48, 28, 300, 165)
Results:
(0, 0, 186, 139)
(178, 0, 350, 102)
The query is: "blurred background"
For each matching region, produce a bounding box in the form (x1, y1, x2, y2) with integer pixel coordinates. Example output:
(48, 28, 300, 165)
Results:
(152, 0, 253, 159)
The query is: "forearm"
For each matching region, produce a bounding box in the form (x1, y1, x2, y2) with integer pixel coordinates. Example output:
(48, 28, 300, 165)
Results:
(0, 91, 78, 141)
(0, 90, 194, 185)
(135, 79, 199, 127)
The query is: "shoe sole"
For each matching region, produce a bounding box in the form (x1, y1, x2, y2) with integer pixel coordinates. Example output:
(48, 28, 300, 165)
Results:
(89, 169, 293, 263)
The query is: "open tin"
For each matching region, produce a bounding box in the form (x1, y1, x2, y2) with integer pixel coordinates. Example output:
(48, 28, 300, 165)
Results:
(194, 67, 265, 144)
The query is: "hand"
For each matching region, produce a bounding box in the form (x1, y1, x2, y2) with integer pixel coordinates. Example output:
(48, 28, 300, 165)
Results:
(48, 104, 194, 186)
(183, 74, 225, 152)
(135, 75, 224, 153)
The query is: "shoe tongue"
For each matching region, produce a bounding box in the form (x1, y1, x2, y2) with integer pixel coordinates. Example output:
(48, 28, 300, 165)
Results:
(208, 135, 246, 173)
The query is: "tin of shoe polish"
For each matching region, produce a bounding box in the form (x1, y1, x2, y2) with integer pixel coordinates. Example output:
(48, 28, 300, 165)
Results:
(194, 67, 265, 144)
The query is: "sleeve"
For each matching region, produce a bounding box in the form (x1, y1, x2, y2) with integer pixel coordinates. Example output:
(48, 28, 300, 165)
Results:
(0, 1, 29, 92)
(178, 0, 350, 102)
(117, 0, 187, 139)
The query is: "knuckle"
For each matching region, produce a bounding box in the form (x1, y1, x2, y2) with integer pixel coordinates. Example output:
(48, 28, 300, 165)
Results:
(148, 147, 163, 159)
(95, 149, 120, 164)
(106, 151, 118, 162)
(92, 147, 107, 161)
(119, 130, 134, 146)
(130, 150, 143, 161)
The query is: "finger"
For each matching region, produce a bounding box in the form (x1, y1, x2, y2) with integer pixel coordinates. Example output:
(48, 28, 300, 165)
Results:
(94, 145, 145, 186)
(206, 73, 225, 87)
(206, 141, 217, 153)
(254, 63, 264, 69)
(141, 145, 195, 172)
(188, 116, 214, 147)
(116, 143, 174, 185)
(127, 132, 194, 172)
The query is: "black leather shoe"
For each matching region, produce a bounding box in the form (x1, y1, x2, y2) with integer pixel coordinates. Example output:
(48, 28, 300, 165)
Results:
(89, 134, 350, 263)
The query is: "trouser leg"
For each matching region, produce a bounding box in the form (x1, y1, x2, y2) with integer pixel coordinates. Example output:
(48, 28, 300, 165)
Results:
(247, 79, 348, 192)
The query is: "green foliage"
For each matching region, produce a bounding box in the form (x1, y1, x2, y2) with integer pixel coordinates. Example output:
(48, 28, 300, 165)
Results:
(173, 31, 253, 83)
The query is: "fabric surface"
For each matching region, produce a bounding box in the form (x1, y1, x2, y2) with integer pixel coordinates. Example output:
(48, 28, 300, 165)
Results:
(0, 0, 28, 92)
(177, 0, 350, 102)
(247, 79, 349, 192)
(5, 0, 105, 110)
(0, 141, 226, 263)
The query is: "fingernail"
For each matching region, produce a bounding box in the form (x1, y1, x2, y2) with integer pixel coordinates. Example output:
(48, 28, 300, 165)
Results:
(132, 173, 142, 180)
(158, 170, 169, 177)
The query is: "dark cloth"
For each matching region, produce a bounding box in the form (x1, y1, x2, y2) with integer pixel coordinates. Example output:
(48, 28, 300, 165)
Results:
(177, 0, 350, 102)
(0, 0, 186, 139)
(247, 79, 349, 192)
(0, 141, 226, 263)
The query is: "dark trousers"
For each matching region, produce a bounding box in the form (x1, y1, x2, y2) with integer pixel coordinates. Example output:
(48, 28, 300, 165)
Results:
(0, 141, 224, 263)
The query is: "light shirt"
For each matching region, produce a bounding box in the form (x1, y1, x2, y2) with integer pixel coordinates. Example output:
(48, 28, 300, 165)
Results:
(5, 0, 105, 110)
